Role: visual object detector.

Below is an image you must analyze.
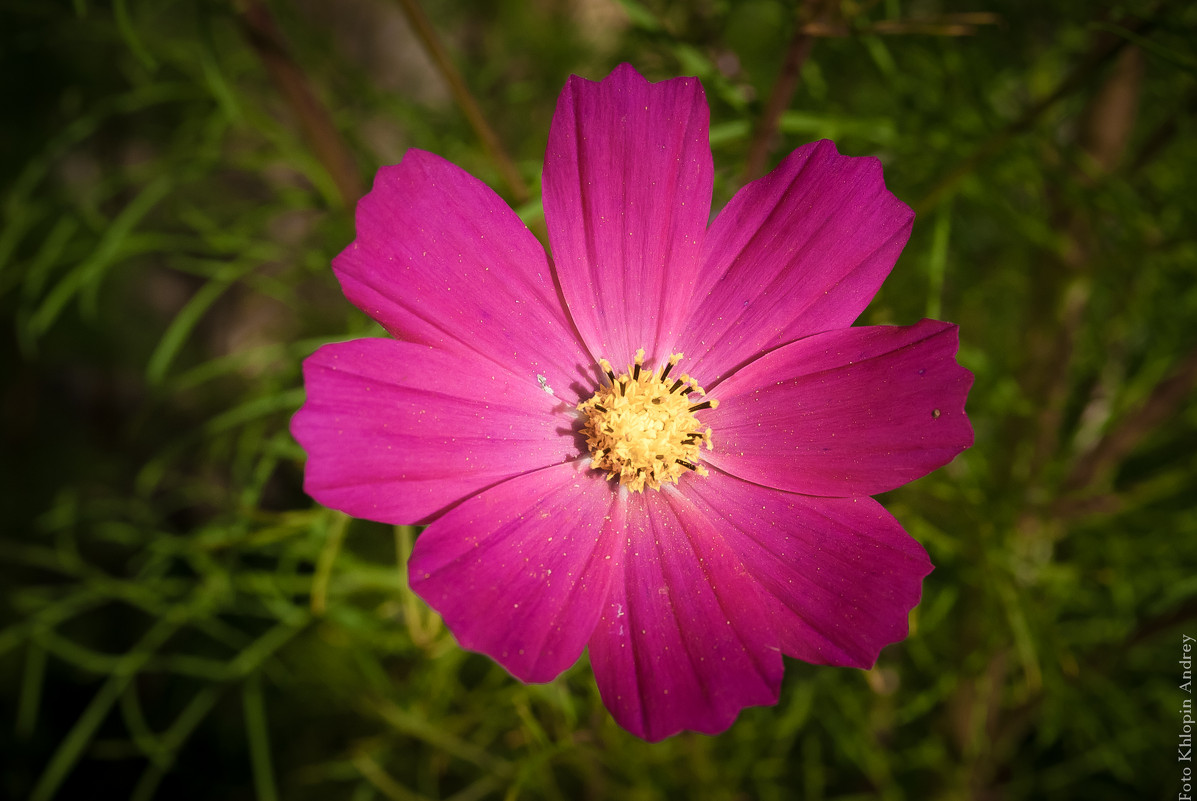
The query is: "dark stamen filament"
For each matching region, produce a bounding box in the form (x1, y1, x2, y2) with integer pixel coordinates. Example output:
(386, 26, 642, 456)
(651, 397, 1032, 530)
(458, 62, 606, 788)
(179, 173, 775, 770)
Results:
(582, 350, 715, 492)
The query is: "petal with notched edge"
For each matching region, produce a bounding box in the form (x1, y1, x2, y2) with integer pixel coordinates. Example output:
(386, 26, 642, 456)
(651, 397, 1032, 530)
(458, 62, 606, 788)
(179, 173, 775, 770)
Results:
(706, 319, 973, 497)
(587, 486, 783, 741)
(409, 463, 621, 683)
(291, 339, 581, 526)
(543, 64, 713, 367)
(677, 140, 914, 383)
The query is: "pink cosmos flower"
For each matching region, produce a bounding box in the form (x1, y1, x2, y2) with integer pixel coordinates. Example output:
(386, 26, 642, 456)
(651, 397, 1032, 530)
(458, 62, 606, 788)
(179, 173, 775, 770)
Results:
(292, 64, 973, 741)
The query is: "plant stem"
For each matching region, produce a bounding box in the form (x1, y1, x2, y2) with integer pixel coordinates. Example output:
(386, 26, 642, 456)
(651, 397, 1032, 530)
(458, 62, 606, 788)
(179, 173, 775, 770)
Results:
(237, 0, 364, 208)
(393, 0, 530, 205)
(1063, 344, 1197, 493)
(741, 0, 832, 183)
(914, 13, 1153, 215)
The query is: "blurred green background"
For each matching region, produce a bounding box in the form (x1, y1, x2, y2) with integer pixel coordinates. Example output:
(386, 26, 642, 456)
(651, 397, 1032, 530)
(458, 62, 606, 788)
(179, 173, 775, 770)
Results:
(2, 0, 1195, 798)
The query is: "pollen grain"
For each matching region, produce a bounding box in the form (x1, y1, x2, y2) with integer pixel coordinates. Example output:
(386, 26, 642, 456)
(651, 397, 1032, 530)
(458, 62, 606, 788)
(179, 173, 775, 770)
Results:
(578, 349, 716, 492)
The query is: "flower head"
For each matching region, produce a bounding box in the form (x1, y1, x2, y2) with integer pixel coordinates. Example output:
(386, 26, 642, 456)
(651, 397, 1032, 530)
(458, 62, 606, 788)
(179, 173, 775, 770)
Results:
(292, 64, 973, 741)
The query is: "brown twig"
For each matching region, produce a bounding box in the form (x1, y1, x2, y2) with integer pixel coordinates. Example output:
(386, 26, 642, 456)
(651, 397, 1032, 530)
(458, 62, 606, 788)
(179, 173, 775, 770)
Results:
(1125, 597, 1197, 649)
(393, 0, 529, 205)
(740, 0, 834, 184)
(237, 0, 364, 208)
(913, 13, 1154, 215)
(1062, 344, 1197, 493)
(1128, 87, 1197, 174)
(801, 13, 1002, 37)
(1023, 44, 1146, 491)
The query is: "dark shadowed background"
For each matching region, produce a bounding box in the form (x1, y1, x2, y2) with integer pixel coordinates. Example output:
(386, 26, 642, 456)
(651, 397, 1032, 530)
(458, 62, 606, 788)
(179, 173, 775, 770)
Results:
(2, 0, 1195, 799)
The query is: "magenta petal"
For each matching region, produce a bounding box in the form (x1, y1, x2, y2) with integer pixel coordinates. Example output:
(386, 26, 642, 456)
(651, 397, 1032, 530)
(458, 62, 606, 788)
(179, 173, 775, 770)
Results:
(706, 319, 974, 496)
(676, 140, 914, 382)
(334, 148, 594, 405)
(291, 339, 580, 525)
(543, 64, 713, 366)
(587, 488, 783, 741)
(686, 471, 932, 667)
(409, 463, 620, 683)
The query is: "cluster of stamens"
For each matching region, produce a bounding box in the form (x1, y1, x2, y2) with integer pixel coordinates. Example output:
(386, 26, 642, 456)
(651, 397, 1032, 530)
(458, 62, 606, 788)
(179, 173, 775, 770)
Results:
(577, 349, 717, 492)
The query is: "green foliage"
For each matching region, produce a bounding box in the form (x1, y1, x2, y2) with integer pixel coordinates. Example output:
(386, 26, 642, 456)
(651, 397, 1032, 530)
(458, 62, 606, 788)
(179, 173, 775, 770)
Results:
(2, 0, 1195, 798)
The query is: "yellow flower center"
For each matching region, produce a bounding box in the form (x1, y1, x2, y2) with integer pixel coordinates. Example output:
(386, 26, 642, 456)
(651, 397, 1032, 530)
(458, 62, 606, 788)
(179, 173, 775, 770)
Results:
(577, 348, 717, 493)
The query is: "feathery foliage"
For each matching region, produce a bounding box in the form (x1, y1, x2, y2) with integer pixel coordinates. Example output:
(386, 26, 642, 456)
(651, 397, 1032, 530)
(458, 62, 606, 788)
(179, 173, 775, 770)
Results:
(2, 0, 1195, 798)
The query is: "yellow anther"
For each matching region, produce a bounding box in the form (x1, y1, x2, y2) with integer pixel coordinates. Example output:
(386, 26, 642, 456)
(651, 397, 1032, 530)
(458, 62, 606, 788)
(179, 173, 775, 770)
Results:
(578, 351, 719, 492)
